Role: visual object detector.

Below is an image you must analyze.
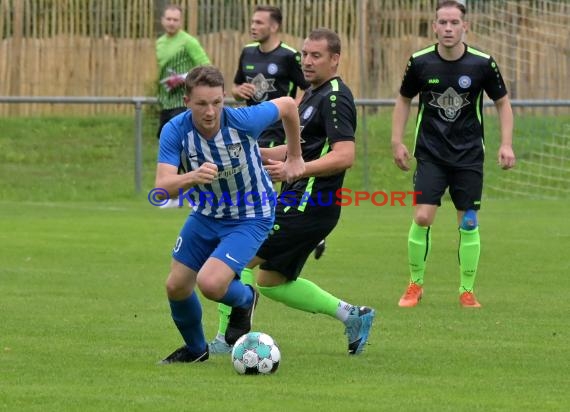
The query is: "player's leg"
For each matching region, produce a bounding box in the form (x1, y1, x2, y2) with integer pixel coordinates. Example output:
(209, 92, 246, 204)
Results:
(399, 160, 446, 307)
(161, 213, 218, 363)
(256, 212, 376, 355)
(450, 166, 483, 307)
(208, 217, 274, 346)
(209, 269, 254, 354)
(161, 260, 209, 364)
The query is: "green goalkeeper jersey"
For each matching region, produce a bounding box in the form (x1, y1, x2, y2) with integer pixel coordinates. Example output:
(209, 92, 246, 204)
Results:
(156, 30, 210, 110)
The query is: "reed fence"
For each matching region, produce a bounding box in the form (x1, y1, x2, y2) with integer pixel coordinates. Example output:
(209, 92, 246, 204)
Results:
(1, 0, 568, 115)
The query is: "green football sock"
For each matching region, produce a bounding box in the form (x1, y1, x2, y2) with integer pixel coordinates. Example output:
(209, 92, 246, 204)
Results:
(216, 268, 254, 336)
(458, 227, 480, 293)
(257, 277, 339, 318)
(408, 221, 431, 285)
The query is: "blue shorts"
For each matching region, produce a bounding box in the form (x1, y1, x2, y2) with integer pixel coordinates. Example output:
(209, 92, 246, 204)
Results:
(172, 212, 274, 275)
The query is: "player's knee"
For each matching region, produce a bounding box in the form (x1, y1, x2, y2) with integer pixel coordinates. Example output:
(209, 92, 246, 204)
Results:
(165, 275, 190, 300)
(460, 209, 478, 230)
(414, 213, 433, 227)
(196, 277, 225, 300)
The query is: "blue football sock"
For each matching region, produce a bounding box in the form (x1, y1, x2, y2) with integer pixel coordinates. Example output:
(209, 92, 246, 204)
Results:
(169, 292, 207, 355)
(219, 279, 253, 309)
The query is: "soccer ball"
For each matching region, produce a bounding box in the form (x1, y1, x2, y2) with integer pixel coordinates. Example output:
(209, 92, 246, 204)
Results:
(231, 332, 280, 375)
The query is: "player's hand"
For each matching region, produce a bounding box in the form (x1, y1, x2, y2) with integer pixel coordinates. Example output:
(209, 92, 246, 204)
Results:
(190, 162, 218, 184)
(161, 74, 185, 92)
(392, 142, 411, 171)
(498, 144, 516, 170)
(234, 83, 256, 100)
(264, 158, 285, 182)
(282, 156, 305, 183)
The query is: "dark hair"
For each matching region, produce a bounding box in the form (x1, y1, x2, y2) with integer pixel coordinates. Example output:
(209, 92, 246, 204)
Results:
(253, 5, 283, 27)
(185, 66, 225, 95)
(436, 1, 467, 18)
(163, 4, 182, 16)
(307, 28, 341, 55)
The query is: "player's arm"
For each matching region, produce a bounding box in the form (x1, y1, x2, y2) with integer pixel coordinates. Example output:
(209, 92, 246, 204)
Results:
(301, 140, 355, 177)
(294, 91, 305, 106)
(155, 123, 218, 196)
(260, 146, 288, 163)
(186, 37, 210, 66)
(155, 162, 218, 197)
(231, 53, 255, 101)
(264, 139, 354, 180)
(289, 51, 310, 105)
(494, 94, 516, 169)
(269, 96, 304, 182)
(391, 94, 413, 171)
(232, 83, 256, 101)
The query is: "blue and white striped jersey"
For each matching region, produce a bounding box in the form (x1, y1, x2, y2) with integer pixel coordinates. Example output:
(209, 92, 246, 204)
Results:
(158, 101, 279, 219)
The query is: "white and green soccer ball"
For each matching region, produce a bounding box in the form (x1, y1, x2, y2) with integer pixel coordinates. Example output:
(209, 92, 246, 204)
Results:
(231, 332, 281, 375)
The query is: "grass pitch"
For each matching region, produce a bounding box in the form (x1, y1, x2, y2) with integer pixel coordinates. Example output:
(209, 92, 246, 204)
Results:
(0, 199, 567, 411)
(0, 114, 568, 411)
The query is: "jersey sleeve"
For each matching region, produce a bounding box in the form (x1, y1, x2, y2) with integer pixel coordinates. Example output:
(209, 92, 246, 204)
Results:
(233, 51, 246, 85)
(185, 36, 210, 66)
(157, 121, 183, 167)
(289, 51, 310, 90)
(320, 91, 356, 144)
(483, 56, 508, 101)
(399, 57, 421, 98)
(227, 102, 280, 139)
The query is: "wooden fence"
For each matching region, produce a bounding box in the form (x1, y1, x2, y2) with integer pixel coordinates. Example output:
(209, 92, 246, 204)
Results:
(1, 0, 569, 115)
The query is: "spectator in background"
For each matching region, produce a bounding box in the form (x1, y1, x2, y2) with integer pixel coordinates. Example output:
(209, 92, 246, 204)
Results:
(156, 4, 211, 208)
(156, 4, 210, 140)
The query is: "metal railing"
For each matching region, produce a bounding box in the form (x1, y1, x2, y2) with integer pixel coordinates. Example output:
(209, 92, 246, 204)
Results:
(1, 96, 569, 193)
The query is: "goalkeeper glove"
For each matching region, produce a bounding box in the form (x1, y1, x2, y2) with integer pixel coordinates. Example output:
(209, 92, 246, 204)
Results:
(160, 73, 186, 92)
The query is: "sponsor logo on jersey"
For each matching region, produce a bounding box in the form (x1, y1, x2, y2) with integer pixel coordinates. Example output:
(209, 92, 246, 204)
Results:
(428, 78, 440, 84)
(246, 73, 277, 102)
(429, 87, 470, 122)
(216, 164, 246, 180)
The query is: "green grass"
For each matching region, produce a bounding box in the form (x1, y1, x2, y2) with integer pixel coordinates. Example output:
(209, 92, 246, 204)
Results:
(0, 114, 569, 411)
(0, 199, 567, 411)
(2, 111, 569, 202)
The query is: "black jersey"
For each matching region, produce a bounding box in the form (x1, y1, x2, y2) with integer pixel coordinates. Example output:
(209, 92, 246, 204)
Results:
(234, 42, 309, 105)
(400, 43, 508, 166)
(279, 77, 357, 216)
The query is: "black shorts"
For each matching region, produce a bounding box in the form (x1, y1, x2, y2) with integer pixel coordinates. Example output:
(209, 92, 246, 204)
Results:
(414, 159, 483, 210)
(257, 206, 339, 280)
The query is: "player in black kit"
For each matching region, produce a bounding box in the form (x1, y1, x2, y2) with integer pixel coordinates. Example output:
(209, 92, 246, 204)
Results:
(211, 28, 376, 356)
(232, 5, 328, 260)
(232, 5, 309, 148)
(391, 0, 516, 308)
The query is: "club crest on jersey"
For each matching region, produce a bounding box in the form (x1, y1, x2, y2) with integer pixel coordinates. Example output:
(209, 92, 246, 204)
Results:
(429, 87, 470, 122)
(246, 73, 277, 102)
(458, 75, 471, 88)
(267, 63, 278, 75)
(226, 143, 243, 158)
(302, 106, 314, 120)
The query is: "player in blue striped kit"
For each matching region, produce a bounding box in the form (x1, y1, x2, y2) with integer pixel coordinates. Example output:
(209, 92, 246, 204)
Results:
(156, 65, 304, 363)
